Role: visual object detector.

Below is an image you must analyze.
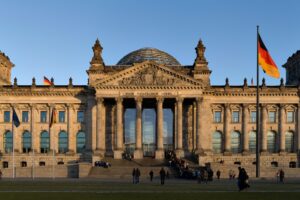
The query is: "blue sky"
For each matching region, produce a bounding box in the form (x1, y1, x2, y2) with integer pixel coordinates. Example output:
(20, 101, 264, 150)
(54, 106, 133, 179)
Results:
(0, 0, 299, 85)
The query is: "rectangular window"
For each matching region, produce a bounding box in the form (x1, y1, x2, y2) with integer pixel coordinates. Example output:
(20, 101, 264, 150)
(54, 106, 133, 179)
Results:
(268, 111, 276, 123)
(232, 111, 240, 123)
(22, 111, 29, 123)
(77, 111, 84, 123)
(214, 111, 222, 123)
(4, 111, 10, 122)
(40, 111, 47, 123)
(59, 111, 65, 123)
(287, 111, 294, 123)
(250, 111, 256, 123)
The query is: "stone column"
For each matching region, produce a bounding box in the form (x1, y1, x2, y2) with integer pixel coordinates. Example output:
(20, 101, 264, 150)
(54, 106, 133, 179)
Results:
(67, 104, 75, 154)
(279, 104, 285, 153)
(242, 104, 249, 153)
(224, 103, 231, 154)
(261, 104, 267, 152)
(134, 97, 143, 159)
(114, 97, 123, 159)
(155, 97, 164, 159)
(196, 98, 203, 154)
(176, 97, 184, 157)
(30, 104, 36, 153)
(96, 98, 106, 155)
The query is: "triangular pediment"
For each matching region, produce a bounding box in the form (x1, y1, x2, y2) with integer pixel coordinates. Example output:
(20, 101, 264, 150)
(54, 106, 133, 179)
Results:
(94, 61, 203, 89)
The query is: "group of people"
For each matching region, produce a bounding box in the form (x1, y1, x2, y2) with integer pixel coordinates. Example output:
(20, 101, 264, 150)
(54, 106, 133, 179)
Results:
(132, 167, 168, 185)
(94, 161, 111, 168)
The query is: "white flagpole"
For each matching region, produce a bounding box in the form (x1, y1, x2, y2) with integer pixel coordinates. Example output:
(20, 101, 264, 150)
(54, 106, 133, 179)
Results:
(12, 117, 15, 179)
(31, 108, 34, 180)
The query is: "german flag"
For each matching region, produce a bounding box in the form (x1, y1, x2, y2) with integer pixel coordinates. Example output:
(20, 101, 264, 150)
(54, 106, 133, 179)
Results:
(49, 108, 57, 128)
(258, 34, 280, 78)
(44, 76, 52, 86)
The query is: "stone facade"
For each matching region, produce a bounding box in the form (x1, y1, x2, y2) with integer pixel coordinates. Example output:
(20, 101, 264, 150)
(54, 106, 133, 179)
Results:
(0, 39, 299, 178)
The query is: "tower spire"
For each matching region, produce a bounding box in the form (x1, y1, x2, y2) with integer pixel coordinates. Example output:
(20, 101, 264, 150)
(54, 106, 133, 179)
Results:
(89, 38, 105, 70)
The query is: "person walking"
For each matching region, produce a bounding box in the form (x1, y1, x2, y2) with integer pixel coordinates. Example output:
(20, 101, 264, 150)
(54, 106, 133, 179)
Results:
(135, 168, 141, 184)
(237, 167, 249, 191)
(149, 170, 154, 182)
(0, 169, 2, 180)
(159, 167, 166, 185)
(216, 170, 221, 180)
(132, 168, 136, 184)
(279, 169, 285, 184)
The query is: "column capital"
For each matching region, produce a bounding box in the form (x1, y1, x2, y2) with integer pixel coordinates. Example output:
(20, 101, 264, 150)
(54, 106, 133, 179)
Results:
(242, 103, 249, 109)
(224, 103, 230, 109)
(261, 103, 267, 108)
(29, 103, 37, 110)
(176, 97, 184, 103)
(156, 97, 164, 103)
(115, 97, 123, 103)
(279, 103, 285, 109)
(96, 97, 104, 104)
(196, 97, 203, 103)
(135, 96, 143, 103)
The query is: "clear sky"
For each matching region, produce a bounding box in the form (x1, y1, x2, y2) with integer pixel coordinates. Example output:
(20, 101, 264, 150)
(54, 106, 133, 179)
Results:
(0, 0, 299, 86)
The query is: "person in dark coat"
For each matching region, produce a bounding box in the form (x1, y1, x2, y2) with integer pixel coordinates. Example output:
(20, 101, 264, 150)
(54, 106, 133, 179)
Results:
(132, 168, 136, 184)
(237, 167, 249, 191)
(159, 167, 166, 185)
(216, 170, 221, 179)
(135, 168, 141, 184)
(279, 169, 285, 183)
(149, 170, 154, 182)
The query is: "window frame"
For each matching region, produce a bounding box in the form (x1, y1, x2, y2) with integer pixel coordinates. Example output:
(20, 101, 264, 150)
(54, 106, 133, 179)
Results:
(286, 111, 294, 123)
(4, 111, 10, 123)
(268, 111, 276, 123)
(213, 111, 222, 123)
(232, 111, 240, 123)
(58, 111, 66, 123)
(77, 111, 84, 123)
(40, 111, 48, 123)
(22, 111, 29, 123)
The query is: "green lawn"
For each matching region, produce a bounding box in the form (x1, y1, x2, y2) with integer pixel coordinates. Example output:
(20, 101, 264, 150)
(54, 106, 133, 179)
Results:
(0, 179, 298, 200)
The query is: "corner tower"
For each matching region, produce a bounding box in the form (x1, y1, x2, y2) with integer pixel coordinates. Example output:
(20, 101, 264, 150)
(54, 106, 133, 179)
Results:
(193, 40, 211, 86)
(283, 50, 300, 85)
(0, 51, 14, 85)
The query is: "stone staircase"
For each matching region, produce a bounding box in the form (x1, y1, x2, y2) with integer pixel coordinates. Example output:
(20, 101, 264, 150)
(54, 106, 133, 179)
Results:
(88, 157, 175, 179)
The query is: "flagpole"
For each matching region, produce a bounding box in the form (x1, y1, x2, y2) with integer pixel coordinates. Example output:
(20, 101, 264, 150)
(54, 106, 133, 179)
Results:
(12, 115, 15, 179)
(256, 25, 261, 178)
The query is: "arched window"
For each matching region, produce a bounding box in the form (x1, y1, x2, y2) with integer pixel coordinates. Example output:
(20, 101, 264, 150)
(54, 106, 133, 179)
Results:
(267, 131, 276, 153)
(22, 131, 32, 153)
(231, 131, 241, 153)
(40, 131, 50, 153)
(58, 131, 68, 153)
(212, 131, 222, 153)
(76, 131, 86, 153)
(285, 131, 294, 153)
(249, 131, 256, 153)
(4, 131, 13, 153)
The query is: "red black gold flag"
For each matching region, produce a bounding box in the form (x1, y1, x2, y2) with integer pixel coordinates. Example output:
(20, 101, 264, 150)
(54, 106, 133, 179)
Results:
(258, 34, 280, 78)
(49, 108, 57, 128)
(44, 76, 52, 86)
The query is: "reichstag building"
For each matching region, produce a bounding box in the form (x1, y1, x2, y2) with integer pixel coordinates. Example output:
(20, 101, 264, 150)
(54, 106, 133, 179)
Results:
(0, 38, 299, 177)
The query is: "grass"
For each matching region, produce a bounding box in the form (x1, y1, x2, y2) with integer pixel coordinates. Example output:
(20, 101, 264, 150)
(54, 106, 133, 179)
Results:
(0, 178, 299, 200)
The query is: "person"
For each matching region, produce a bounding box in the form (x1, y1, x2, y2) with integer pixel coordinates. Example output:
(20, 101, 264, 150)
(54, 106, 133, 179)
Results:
(135, 168, 141, 184)
(279, 169, 285, 184)
(276, 170, 280, 183)
(0, 169, 2, 180)
(149, 170, 154, 182)
(159, 167, 166, 185)
(216, 170, 221, 180)
(203, 170, 208, 184)
(237, 167, 249, 191)
(132, 168, 136, 184)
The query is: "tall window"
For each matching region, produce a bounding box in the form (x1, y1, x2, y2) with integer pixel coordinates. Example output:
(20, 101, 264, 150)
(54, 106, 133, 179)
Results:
(59, 111, 65, 123)
(232, 111, 239, 123)
(287, 111, 294, 123)
(267, 131, 276, 153)
(22, 131, 32, 153)
(4, 111, 10, 122)
(285, 131, 294, 153)
(58, 131, 68, 153)
(268, 111, 276, 123)
(249, 131, 256, 153)
(214, 111, 221, 123)
(77, 111, 84, 123)
(4, 131, 13, 153)
(163, 108, 173, 151)
(212, 131, 222, 153)
(231, 131, 241, 153)
(40, 131, 50, 153)
(76, 131, 86, 153)
(22, 111, 29, 122)
(124, 108, 136, 154)
(40, 111, 47, 123)
(250, 111, 256, 123)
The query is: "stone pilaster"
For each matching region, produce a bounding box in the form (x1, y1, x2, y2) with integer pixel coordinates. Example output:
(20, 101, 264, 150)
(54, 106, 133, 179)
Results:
(155, 97, 164, 159)
(176, 97, 184, 158)
(242, 104, 249, 154)
(114, 97, 123, 159)
(279, 104, 285, 153)
(67, 104, 75, 153)
(134, 97, 143, 159)
(95, 98, 106, 155)
(195, 97, 203, 154)
(30, 104, 37, 153)
(87, 97, 96, 152)
(261, 104, 267, 152)
(224, 103, 231, 155)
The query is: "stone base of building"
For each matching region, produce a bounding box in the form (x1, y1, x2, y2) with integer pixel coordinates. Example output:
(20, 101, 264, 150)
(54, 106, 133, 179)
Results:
(155, 149, 164, 159)
(175, 149, 185, 158)
(133, 149, 143, 159)
(113, 150, 123, 159)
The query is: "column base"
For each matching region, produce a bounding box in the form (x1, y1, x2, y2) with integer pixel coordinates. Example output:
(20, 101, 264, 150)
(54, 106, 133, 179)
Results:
(113, 150, 123, 159)
(93, 149, 105, 157)
(133, 149, 143, 159)
(260, 150, 269, 156)
(155, 150, 164, 159)
(279, 150, 287, 155)
(242, 150, 250, 156)
(223, 151, 232, 156)
(195, 148, 206, 156)
(175, 149, 185, 158)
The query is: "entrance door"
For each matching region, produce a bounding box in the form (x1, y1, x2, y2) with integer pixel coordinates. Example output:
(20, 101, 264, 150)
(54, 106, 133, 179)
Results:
(142, 108, 156, 157)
